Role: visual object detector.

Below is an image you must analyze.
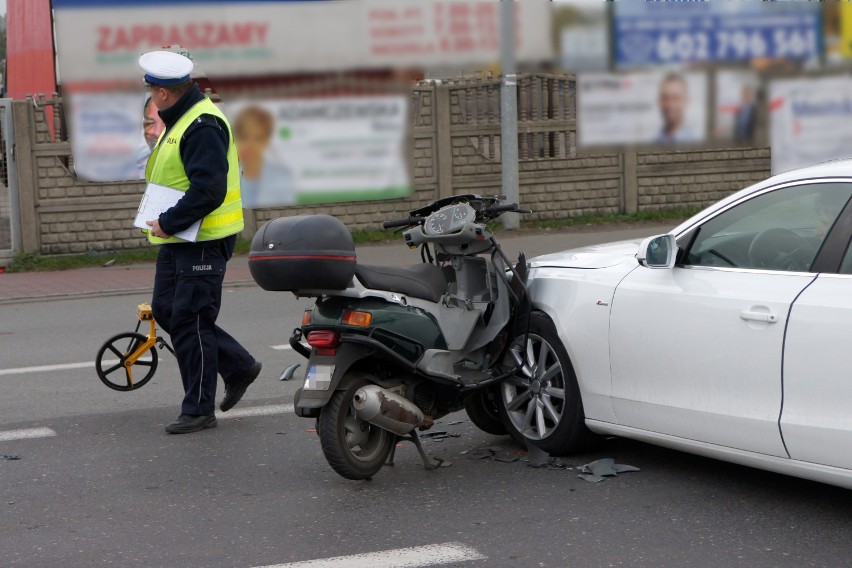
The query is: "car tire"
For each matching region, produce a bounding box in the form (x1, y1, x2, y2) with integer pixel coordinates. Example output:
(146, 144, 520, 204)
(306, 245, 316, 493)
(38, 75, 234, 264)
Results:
(497, 311, 598, 455)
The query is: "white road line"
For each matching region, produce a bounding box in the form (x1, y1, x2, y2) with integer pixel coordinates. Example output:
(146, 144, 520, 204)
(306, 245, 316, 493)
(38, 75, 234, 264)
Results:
(269, 344, 294, 351)
(215, 403, 293, 421)
(251, 543, 486, 568)
(0, 361, 97, 377)
(0, 359, 131, 377)
(0, 427, 57, 442)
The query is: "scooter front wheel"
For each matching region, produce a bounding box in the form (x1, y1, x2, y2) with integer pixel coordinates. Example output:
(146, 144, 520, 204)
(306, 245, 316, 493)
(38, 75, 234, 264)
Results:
(319, 375, 396, 480)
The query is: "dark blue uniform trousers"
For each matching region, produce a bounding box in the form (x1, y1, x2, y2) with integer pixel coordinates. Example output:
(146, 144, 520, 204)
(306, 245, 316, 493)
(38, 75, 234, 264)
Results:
(151, 239, 254, 416)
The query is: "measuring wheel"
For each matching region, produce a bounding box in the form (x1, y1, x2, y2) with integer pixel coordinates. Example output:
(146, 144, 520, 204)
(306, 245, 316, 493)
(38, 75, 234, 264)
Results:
(95, 332, 159, 391)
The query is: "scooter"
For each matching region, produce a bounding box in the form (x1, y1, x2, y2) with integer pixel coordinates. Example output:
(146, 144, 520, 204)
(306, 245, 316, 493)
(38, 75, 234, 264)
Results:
(249, 194, 531, 479)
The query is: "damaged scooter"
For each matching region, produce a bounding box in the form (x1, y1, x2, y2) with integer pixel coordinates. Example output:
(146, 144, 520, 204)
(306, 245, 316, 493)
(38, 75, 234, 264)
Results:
(249, 195, 533, 479)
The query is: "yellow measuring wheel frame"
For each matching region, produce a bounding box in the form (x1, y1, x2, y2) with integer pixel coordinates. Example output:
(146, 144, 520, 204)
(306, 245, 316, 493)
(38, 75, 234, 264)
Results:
(95, 303, 174, 391)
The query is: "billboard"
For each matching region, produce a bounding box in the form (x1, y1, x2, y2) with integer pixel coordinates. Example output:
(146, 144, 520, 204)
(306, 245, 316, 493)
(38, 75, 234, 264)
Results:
(770, 76, 852, 174)
(52, 0, 553, 84)
(714, 70, 760, 143)
(66, 91, 150, 182)
(613, 2, 821, 69)
(578, 71, 707, 147)
(226, 95, 410, 207)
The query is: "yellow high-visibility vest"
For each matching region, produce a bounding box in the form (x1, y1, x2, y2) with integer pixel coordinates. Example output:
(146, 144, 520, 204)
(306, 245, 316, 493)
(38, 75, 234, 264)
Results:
(144, 97, 243, 244)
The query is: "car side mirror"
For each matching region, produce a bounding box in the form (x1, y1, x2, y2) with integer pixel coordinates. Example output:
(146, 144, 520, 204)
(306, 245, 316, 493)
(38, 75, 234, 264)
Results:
(637, 234, 677, 269)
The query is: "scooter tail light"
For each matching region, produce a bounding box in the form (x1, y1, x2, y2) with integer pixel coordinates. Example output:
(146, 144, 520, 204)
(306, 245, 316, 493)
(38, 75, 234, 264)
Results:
(341, 310, 372, 327)
(306, 330, 340, 349)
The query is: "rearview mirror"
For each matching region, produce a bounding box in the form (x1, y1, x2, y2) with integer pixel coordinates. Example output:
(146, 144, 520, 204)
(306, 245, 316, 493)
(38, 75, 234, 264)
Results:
(637, 234, 677, 269)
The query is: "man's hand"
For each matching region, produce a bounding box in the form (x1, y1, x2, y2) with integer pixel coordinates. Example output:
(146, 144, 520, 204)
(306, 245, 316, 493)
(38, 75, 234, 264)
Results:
(146, 219, 171, 238)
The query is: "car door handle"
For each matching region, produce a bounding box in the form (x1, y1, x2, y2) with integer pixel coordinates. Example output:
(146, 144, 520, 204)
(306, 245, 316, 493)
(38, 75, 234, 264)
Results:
(739, 310, 779, 323)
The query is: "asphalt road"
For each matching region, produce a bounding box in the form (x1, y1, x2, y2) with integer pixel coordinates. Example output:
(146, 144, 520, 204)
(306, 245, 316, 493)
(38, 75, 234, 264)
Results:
(2, 226, 852, 567)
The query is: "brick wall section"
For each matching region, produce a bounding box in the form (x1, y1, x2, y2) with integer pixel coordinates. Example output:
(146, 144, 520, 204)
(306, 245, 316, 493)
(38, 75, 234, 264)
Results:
(33, 152, 147, 255)
(12, 78, 774, 256)
(636, 148, 772, 212)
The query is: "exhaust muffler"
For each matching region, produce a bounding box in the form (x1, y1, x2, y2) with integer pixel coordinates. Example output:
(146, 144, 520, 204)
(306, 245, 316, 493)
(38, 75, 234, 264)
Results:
(352, 384, 424, 436)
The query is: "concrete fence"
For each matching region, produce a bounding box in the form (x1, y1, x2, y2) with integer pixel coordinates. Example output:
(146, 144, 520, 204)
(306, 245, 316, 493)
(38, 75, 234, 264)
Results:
(11, 75, 771, 256)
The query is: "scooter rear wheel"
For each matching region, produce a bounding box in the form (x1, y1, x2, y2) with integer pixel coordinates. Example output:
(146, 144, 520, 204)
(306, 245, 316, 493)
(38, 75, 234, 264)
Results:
(319, 375, 396, 480)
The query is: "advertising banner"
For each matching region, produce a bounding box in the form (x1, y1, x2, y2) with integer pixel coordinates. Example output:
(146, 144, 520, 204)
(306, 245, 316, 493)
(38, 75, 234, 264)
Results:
(554, 0, 609, 72)
(614, 2, 821, 68)
(769, 76, 852, 174)
(52, 0, 552, 84)
(226, 95, 410, 207)
(578, 71, 707, 147)
(66, 91, 150, 182)
(714, 70, 760, 142)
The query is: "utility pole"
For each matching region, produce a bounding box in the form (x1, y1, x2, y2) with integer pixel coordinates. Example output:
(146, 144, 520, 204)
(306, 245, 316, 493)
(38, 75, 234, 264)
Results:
(500, 0, 519, 229)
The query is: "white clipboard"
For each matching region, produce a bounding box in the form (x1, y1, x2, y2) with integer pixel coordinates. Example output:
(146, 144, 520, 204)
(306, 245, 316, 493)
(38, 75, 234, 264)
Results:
(134, 183, 201, 243)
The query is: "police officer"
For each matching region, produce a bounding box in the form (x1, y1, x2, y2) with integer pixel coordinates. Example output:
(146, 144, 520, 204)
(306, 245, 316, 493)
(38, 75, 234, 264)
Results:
(139, 51, 261, 434)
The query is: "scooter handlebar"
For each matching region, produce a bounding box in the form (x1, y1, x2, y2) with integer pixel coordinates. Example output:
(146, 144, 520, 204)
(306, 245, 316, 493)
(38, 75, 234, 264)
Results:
(485, 203, 519, 217)
(382, 216, 424, 229)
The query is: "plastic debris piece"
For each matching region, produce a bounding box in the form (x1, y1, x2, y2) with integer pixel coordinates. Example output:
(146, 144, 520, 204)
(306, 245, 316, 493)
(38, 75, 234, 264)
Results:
(447, 421, 464, 426)
(421, 431, 460, 441)
(468, 447, 496, 459)
(420, 431, 448, 438)
(102, 259, 116, 267)
(578, 474, 606, 483)
(577, 458, 640, 480)
(590, 458, 617, 477)
(439, 460, 453, 467)
(527, 457, 571, 470)
(525, 441, 550, 467)
(493, 454, 519, 463)
(459, 450, 471, 455)
(1, 455, 20, 460)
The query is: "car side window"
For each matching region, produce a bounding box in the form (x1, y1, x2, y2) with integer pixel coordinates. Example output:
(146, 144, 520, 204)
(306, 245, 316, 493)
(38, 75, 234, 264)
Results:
(684, 182, 852, 272)
(839, 241, 852, 274)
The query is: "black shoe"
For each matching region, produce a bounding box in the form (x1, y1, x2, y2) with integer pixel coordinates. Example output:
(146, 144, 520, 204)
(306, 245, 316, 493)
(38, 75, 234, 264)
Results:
(165, 414, 217, 434)
(220, 360, 262, 412)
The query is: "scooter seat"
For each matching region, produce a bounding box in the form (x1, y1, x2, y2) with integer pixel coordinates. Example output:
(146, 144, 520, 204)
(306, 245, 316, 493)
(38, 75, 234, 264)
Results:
(355, 263, 447, 303)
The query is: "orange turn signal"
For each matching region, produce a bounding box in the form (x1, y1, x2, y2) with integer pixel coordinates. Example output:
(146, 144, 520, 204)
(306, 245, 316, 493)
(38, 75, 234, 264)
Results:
(341, 310, 372, 327)
(302, 309, 313, 326)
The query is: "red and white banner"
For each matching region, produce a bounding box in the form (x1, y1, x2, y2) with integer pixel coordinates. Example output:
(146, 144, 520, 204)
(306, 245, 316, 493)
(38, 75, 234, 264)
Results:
(53, 0, 552, 84)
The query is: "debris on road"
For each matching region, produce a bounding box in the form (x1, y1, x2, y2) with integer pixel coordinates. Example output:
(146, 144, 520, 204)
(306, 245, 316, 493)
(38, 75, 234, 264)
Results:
(577, 458, 640, 482)
(1, 455, 21, 460)
(420, 431, 460, 441)
(525, 443, 571, 469)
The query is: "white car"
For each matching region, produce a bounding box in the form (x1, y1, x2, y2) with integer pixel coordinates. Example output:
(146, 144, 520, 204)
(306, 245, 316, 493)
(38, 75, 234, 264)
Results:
(498, 160, 852, 490)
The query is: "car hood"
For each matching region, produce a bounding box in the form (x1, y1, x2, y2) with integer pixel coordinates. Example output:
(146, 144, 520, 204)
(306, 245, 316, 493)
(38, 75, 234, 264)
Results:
(529, 239, 641, 269)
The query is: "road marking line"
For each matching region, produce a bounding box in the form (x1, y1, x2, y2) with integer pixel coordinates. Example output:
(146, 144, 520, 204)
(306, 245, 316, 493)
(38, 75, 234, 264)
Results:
(0, 427, 57, 442)
(0, 361, 97, 376)
(270, 344, 294, 351)
(215, 404, 294, 421)
(251, 542, 486, 568)
(0, 357, 167, 377)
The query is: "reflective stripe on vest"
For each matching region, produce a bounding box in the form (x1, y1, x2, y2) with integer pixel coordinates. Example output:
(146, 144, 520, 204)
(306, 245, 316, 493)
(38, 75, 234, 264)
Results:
(145, 97, 244, 244)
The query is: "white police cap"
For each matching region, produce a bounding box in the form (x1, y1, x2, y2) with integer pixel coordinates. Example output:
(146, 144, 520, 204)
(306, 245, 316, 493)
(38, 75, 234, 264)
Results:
(139, 51, 193, 86)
